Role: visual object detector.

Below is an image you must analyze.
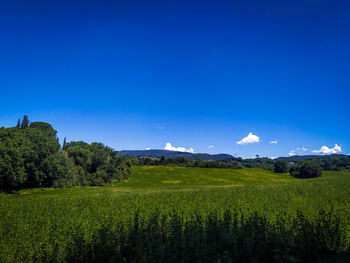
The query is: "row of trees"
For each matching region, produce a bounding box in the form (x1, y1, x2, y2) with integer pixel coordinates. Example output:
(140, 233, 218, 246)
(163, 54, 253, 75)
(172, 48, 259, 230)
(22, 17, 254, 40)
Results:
(137, 156, 323, 179)
(0, 116, 131, 191)
(315, 156, 350, 171)
(278, 155, 350, 171)
(136, 156, 276, 170)
(137, 156, 244, 169)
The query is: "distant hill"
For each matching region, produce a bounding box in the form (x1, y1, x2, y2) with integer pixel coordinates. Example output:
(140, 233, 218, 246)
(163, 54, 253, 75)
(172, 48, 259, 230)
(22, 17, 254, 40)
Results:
(276, 154, 349, 162)
(117, 149, 233, 161)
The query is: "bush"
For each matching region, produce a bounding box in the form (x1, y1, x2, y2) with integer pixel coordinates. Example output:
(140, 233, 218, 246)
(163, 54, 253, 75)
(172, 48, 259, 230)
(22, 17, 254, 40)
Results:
(274, 160, 288, 173)
(293, 160, 322, 178)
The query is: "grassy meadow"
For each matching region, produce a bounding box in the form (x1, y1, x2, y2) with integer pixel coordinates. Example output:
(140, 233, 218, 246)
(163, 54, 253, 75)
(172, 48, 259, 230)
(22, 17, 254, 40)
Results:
(119, 166, 296, 187)
(1, 167, 350, 262)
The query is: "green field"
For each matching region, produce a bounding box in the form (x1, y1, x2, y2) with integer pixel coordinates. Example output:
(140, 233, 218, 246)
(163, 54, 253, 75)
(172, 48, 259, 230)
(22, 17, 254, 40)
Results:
(1, 167, 350, 262)
(119, 166, 296, 187)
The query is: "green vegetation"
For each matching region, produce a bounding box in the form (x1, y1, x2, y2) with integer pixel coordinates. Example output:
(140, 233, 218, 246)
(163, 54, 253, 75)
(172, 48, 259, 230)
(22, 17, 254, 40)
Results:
(274, 159, 288, 173)
(0, 116, 131, 191)
(138, 155, 275, 170)
(134, 152, 350, 171)
(0, 167, 349, 262)
(291, 160, 322, 178)
(279, 154, 350, 171)
(1, 117, 350, 262)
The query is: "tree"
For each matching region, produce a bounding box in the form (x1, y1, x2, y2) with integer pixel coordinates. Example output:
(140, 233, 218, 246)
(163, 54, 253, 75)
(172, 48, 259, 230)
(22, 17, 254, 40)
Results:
(289, 165, 298, 177)
(0, 126, 60, 190)
(194, 157, 203, 167)
(64, 141, 89, 149)
(274, 160, 288, 173)
(0, 119, 132, 191)
(232, 161, 243, 169)
(0, 128, 27, 190)
(88, 142, 109, 173)
(293, 160, 322, 178)
(41, 152, 79, 188)
(66, 146, 92, 173)
(21, 115, 29, 129)
(159, 156, 166, 165)
(175, 156, 188, 166)
(16, 118, 21, 128)
(29, 122, 57, 137)
(62, 137, 67, 150)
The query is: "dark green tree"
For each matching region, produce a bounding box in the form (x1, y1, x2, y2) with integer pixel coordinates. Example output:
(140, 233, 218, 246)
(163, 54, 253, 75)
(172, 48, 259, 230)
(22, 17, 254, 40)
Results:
(66, 146, 92, 173)
(175, 156, 188, 166)
(20, 115, 29, 129)
(64, 141, 89, 149)
(29, 122, 57, 137)
(194, 157, 204, 167)
(41, 152, 79, 188)
(159, 156, 166, 165)
(293, 160, 322, 178)
(0, 126, 60, 190)
(62, 137, 67, 150)
(88, 142, 110, 173)
(0, 128, 27, 190)
(274, 160, 288, 173)
(16, 118, 21, 128)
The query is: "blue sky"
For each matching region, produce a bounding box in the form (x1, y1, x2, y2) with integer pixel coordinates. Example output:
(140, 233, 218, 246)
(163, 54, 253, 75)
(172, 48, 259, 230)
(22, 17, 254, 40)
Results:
(0, 0, 349, 158)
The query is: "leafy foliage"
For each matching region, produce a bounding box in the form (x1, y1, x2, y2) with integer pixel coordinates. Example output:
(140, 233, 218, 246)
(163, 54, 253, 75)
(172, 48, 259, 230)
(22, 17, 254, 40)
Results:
(20, 115, 29, 129)
(274, 160, 288, 173)
(29, 122, 57, 137)
(137, 155, 275, 170)
(278, 154, 350, 171)
(0, 127, 60, 190)
(0, 117, 131, 191)
(41, 152, 79, 188)
(293, 160, 322, 178)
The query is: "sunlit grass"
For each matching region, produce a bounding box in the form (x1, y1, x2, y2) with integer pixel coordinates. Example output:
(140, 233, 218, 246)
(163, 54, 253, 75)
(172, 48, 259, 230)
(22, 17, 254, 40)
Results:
(118, 166, 296, 188)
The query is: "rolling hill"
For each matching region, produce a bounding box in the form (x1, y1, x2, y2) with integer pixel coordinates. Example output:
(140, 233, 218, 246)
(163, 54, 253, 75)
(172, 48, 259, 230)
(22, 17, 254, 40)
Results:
(276, 154, 349, 161)
(117, 149, 233, 161)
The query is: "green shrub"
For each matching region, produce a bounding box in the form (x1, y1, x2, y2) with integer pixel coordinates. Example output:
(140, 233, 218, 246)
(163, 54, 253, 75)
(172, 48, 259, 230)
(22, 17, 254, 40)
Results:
(274, 160, 288, 173)
(293, 160, 322, 178)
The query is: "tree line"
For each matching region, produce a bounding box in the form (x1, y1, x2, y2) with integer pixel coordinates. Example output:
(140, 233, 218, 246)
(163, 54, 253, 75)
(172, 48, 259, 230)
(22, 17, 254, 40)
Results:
(135, 155, 276, 170)
(135, 153, 348, 177)
(0, 116, 131, 191)
(136, 155, 335, 178)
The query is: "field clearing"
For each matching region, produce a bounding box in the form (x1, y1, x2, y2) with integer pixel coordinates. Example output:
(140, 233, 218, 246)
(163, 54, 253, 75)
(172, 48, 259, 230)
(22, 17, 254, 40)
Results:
(0, 167, 350, 262)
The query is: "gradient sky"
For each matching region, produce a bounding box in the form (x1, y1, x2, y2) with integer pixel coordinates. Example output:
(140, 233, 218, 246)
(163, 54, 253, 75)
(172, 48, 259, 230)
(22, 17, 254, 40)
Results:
(0, 0, 349, 158)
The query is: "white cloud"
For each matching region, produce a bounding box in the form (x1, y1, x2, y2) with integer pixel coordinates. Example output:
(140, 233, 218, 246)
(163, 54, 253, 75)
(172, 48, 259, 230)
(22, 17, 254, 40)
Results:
(312, 144, 342, 154)
(146, 148, 151, 150)
(270, 140, 278, 144)
(208, 145, 215, 149)
(164, 143, 194, 153)
(288, 147, 309, 156)
(288, 150, 296, 156)
(236, 132, 260, 145)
